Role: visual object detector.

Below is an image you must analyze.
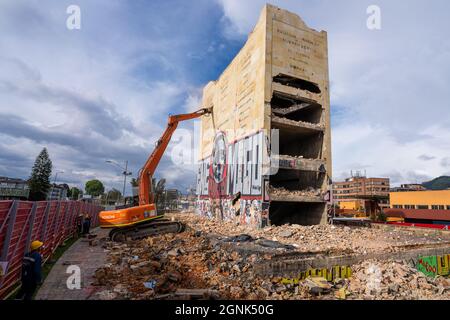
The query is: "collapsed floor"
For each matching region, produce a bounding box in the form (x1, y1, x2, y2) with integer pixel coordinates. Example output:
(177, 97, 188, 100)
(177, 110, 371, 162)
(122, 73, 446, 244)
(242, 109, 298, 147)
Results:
(92, 212, 450, 300)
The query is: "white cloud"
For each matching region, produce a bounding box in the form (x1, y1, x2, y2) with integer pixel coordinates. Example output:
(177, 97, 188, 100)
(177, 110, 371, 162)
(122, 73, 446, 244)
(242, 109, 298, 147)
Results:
(217, 0, 450, 184)
(0, 0, 221, 194)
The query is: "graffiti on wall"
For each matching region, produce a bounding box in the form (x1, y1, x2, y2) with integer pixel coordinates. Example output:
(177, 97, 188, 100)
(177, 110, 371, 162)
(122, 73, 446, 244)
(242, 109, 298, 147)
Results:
(417, 254, 449, 277)
(196, 130, 272, 227)
(197, 131, 268, 197)
(281, 266, 353, 284)
(196, 198, 266, 228)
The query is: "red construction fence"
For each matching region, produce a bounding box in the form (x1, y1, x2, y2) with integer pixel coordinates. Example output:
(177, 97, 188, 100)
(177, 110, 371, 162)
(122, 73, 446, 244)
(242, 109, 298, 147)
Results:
(380, 221, 449, 230)
(0, 200, 103, 299)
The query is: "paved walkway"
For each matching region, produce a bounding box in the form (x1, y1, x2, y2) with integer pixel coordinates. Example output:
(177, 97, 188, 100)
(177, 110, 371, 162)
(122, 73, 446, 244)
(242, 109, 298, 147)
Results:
(35, 227, 109, 300)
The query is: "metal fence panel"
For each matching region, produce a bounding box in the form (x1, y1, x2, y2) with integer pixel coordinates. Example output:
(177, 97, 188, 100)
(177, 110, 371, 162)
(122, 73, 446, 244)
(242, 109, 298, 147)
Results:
(0, 200, 102, 299)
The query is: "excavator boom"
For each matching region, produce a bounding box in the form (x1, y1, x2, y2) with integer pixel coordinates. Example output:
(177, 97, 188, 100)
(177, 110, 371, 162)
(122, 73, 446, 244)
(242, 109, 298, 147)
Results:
(99, 107, 212, 241)
(139, 107, 212, 205)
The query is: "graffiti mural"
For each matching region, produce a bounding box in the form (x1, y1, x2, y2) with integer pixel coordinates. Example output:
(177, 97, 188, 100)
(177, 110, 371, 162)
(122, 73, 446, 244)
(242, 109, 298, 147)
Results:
(196, 131, 269, 228)
(281, 266, 353, 284)
(417, 254, 449, 277)
(196, 198, 264, 228)
(196, 200, 212, 219)
(240, 199, 262, 226)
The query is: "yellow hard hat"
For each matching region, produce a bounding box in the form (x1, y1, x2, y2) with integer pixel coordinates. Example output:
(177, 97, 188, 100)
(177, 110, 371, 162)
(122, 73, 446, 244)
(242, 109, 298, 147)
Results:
(30, 240, 43, 251)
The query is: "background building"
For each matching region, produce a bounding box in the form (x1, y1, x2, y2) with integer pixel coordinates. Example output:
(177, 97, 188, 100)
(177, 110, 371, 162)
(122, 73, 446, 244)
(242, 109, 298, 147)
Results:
(47, 183, 69, 201)
(333, 172, 390, 218)
(386, 190, 450, 225)
(0, 176, 29, 200)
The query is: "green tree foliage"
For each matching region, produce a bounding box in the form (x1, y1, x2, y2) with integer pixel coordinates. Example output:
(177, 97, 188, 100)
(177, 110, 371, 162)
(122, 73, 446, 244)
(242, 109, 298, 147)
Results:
(130, 178, 138, 187)
(152, 178, 166, 211)
(376, 210, 387, 222)
(107, 188, 122, 201)
(28, 148, 52, 201)
(70, 187, 82, 200)
(85, 179, 105, 197)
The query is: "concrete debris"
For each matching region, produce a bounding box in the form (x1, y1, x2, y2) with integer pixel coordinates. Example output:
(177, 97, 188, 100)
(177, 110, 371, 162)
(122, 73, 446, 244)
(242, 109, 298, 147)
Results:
(175, 288, 220, 299)
(175, 212, 448, 256)
(347, 260, 450, 300)
(223, 234, 254, 243)
(269, 186, 324, 199)
(304, 277, 332, 295)
(278, 230, 293, 238)
(255, 238, 295, 250)
(97, 290, 118, 300)
(272, 115, 325, 130)
(93, 212, 450, 300)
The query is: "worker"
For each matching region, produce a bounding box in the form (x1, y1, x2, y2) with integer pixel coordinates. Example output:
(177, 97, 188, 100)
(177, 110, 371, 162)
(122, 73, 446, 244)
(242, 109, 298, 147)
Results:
(17, 240, 43, 300)
(82, 213, 91, 235)
(76, 214, 84, 236)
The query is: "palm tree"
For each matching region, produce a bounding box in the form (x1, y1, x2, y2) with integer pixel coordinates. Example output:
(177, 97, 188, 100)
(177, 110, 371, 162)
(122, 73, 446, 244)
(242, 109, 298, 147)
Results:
(152, 178, 166, 212)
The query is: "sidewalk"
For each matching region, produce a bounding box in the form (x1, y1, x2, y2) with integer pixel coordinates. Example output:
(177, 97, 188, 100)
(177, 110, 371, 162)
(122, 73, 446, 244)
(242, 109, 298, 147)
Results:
(35, 227, 109, 300)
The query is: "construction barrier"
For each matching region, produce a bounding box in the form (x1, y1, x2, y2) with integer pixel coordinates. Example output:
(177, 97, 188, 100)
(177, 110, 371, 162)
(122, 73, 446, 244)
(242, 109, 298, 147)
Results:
(387, 222, 449, 230)
(0, 200, 103, 299)
(374, 221, 449, 230)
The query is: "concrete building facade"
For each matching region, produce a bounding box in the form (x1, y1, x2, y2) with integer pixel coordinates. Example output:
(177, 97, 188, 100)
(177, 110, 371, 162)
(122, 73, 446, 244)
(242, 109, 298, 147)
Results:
(333, 175, 390, 219)
(196, 5, 332, 227)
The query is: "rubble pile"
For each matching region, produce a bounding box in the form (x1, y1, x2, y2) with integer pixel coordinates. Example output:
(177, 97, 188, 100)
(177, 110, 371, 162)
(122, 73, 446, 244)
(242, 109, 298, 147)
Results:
(348, 260, 450, 300)
(92, 213, 450, 300)
(94, 230, 268, 300)
(174, 212, 449, 255)
(268, 186, 324, 199)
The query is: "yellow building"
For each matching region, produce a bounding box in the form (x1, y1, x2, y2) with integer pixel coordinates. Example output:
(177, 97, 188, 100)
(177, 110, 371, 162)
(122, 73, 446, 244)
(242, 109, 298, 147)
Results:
(339, 201, 361, 211)
(390, 190, 450, 210)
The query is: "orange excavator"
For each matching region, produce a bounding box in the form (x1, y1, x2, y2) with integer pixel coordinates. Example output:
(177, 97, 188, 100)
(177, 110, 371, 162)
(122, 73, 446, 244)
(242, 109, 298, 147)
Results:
(99, 107, 212, 241)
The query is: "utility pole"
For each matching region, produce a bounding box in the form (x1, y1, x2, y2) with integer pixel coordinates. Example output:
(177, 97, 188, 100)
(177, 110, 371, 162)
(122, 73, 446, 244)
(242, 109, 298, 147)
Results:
(122, 160, 129, 204)
(106, 160, 132, 204)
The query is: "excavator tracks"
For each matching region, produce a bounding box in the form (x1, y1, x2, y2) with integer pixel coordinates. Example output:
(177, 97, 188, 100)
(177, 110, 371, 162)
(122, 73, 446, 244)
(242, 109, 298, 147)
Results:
(109, 218, 185, 242)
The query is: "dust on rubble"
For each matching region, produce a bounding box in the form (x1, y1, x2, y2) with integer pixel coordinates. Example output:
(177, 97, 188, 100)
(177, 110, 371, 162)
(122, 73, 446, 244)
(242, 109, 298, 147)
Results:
(92, 212, 450, 300)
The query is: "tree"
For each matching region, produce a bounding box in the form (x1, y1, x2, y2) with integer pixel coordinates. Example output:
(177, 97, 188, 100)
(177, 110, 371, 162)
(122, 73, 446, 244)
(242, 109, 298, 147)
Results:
(70, 187, 82, 200)
(85, 179, 105, 197)
(152, 178, 166, 211)
(107, 188, 122, 202)
(28, 148, 52, 201)
(130, 178, 138, 187)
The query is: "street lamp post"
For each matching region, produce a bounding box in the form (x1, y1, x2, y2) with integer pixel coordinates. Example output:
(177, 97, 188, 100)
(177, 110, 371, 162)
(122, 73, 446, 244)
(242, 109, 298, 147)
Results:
(106, 160, 132, 204)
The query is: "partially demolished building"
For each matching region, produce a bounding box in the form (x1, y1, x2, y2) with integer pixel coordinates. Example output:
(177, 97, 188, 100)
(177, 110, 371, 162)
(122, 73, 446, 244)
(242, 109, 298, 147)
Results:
(196, 4, 332, 228)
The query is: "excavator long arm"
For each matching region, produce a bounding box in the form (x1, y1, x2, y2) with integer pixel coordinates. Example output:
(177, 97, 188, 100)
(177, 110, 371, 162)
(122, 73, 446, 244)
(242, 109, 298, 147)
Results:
(99, 107, 211, 241)
(138, 107, 212, 205)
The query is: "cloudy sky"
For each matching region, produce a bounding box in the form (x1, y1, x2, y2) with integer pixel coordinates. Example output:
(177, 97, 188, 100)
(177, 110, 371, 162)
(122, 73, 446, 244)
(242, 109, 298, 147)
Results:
(1, 0, 450, 195)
